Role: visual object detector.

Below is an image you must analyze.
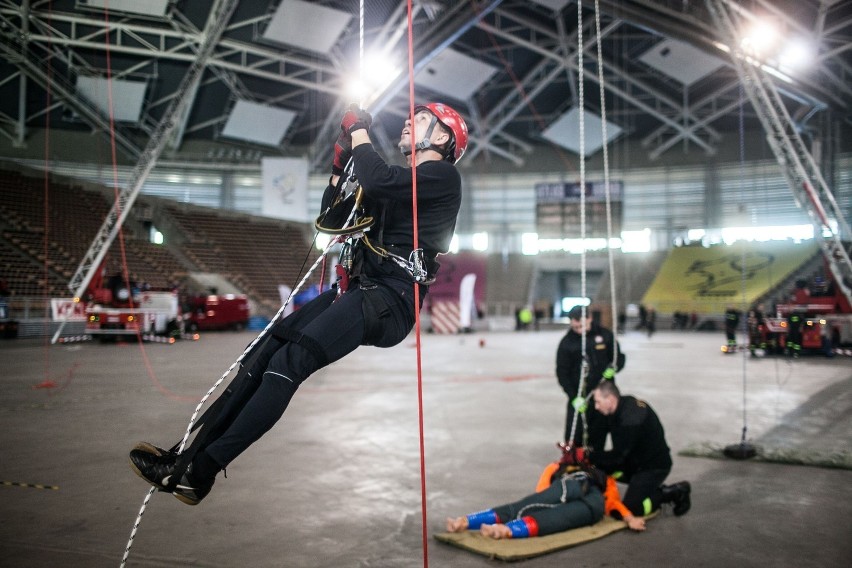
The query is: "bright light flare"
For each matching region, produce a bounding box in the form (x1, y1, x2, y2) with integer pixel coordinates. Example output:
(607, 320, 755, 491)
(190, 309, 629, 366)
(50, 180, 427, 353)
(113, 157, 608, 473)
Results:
(778, 38, 815, 72)
(346, 52, 400, 101)
(740, 20, 779, 56)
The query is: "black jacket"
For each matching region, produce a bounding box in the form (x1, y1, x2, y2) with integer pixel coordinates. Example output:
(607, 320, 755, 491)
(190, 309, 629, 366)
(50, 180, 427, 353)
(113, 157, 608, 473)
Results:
(589, 395, 673, 476)
(322, 143, 461, 283)
(556, 323, 625, 397)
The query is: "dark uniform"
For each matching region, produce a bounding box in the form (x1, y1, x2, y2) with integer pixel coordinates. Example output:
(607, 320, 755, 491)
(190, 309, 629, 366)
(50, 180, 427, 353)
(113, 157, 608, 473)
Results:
(200, 142, 462, 471)
(588, 395, 673, 517)
(786, 309, 803, 357)
(556, 322, 625, 448)
(747, 304, 766, 355)
(724, 307, 741, 349)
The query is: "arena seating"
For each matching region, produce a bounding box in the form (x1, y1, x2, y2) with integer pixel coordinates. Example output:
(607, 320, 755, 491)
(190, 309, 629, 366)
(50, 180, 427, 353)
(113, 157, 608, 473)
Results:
(0, 169, 320, 312)
(161, 203, 320, 310)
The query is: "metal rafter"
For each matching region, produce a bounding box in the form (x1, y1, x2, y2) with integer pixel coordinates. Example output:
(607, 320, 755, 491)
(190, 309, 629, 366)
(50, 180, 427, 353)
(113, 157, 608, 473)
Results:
(476, 14, 718, 157)
(0, 7, 344, 94)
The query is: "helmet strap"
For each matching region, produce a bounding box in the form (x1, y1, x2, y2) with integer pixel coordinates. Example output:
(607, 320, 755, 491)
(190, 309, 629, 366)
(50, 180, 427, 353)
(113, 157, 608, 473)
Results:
(399, 114, 444, 159)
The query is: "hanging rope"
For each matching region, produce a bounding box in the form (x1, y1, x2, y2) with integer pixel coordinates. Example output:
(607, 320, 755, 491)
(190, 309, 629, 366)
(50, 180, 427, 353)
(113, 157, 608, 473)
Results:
(119, 232, 339, 568)
(593, 0, 621, 370)
(120, 2, 368, 561)
(40, 2, 54, 379)
(567, 0, 590, 447)
(98, 4, 193, 403)
(404, 1, 430, 565)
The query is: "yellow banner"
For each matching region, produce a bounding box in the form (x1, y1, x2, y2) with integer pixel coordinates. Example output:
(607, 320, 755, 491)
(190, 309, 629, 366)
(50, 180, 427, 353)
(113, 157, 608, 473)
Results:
(642, 241, 818, 314)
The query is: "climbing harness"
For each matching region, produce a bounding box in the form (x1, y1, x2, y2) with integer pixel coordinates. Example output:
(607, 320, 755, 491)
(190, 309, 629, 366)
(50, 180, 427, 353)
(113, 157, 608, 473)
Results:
(315, 162, 436, 286)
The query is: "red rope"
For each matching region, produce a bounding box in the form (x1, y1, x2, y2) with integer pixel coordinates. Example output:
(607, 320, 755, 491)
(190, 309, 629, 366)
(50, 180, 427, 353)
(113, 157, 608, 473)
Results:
(101, 5, 193, 403)
(406, 1, 429, 565)
(41, 2, 54, 377)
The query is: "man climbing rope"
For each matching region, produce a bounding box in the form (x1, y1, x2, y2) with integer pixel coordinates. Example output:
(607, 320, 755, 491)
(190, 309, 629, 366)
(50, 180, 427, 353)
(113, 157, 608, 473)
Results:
(586, 381, 691, 518)
(128, 102, 469, 505)
(556, 305, 625, 448)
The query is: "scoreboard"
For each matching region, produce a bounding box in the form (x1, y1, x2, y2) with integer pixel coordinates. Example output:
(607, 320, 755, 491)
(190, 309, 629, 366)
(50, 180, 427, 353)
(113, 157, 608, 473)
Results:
(534, 181, 623, 238)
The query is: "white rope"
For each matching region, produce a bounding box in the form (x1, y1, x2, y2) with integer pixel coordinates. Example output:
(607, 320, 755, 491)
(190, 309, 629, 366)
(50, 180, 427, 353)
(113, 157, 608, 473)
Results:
(122, 3, 371, 556)
(119, 235, 341, 568)
(568, 1, 589, 447)
(594, 0, 620, 367)
(359, 0, 364, 108)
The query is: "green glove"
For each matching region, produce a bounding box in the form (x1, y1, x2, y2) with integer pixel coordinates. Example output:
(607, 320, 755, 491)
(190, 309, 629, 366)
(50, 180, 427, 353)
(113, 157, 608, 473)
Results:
(572, 396, 587, 413)
(602, 367, 615, 380)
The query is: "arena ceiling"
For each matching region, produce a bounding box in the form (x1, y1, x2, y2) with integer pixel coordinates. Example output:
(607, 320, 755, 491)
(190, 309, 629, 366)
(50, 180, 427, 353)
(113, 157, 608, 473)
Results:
(0, 0, 850, 172)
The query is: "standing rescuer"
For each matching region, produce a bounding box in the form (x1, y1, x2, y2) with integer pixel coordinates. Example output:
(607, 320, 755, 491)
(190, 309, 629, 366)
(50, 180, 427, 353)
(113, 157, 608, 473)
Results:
(128, 102, 468, 505)
(556, 305, 625, 448)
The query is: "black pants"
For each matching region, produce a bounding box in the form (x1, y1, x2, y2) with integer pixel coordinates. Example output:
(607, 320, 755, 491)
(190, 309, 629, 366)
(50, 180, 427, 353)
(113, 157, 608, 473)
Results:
(204, 279, 416, 468)
(619, 468, 670, 517)
(491, 476, 604, 537)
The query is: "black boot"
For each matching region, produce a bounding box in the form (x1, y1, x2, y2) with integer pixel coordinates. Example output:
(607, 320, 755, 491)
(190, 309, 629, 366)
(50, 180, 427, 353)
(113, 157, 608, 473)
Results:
(661, 481, 691, 516)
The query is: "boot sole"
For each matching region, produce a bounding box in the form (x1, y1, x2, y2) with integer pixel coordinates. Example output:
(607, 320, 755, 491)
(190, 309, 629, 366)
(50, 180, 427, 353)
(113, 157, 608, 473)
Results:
(128, 442, 171, 492)
(173, 492, 202, 506)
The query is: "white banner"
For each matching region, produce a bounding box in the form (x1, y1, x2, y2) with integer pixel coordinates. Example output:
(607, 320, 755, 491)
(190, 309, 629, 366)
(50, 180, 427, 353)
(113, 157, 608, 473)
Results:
(261, 157, 309, 222)
(51, 298, 87, 321)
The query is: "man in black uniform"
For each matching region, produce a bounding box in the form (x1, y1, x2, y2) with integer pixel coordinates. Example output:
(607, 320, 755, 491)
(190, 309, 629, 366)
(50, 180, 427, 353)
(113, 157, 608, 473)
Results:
(724, 305, 741, 351)
(556, 305, 625, 448)
(129, 102, 469, 505)
(786, 308, 803, 358)
(588, 380, 691, 517)
(747, 302, 766, 356)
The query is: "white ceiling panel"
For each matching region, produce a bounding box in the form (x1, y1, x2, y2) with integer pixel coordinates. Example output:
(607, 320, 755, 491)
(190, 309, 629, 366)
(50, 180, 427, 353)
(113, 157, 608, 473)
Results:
(530, 0, 572, 12)
(415, 47, 499, 102)
(262, 0, 351, 55)
(638, 38, 726, 86)
(542, 106, 622, 156)
(221, 100, 296, 147)
(76, 76, 147, 122)
(79, 0, 169, 17)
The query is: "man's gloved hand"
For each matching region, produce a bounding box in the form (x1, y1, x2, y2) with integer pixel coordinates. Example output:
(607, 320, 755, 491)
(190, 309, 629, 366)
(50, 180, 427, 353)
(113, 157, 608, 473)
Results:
(340, 104, 372, 135)
(332, 105, 372, 176)
(602, 367, 616, 380)
(331, 130, 352, 176)
(571, 396, 588, 413)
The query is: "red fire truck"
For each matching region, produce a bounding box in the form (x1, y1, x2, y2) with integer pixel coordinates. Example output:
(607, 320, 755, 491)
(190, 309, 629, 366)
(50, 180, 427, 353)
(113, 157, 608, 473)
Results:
(763, 271, 852, 355)
(184, 294, 250, 331)
(84, 285, 184, 342)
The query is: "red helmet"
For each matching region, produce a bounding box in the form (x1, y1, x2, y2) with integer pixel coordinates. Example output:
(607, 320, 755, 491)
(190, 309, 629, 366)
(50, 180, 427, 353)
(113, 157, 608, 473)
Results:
(415, 103, 469, 164)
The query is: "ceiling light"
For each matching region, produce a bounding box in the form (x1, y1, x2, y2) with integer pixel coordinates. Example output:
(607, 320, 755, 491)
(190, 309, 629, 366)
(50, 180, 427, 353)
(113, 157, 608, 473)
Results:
(740, 20, 779, 57)
(778, 38, 815, 72)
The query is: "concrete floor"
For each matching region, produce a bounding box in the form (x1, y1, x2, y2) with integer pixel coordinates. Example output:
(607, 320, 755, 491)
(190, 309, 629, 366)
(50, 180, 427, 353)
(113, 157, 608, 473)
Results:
(1, 328, 850, 567)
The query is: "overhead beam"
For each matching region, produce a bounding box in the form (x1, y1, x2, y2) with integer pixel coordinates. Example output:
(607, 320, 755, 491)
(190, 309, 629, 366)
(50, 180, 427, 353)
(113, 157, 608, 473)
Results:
(477, 18, 717, 155)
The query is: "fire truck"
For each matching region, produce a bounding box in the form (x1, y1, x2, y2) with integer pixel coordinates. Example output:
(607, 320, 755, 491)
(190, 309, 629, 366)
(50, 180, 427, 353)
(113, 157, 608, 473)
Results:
(83, 273, 184, 342)
(762, 272, 852, 355)
(184, 294, 250, 331)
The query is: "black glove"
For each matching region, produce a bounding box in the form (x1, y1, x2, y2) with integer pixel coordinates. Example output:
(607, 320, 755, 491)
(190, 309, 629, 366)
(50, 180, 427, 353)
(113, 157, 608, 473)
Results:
(340, 103, 372, 135)
(331, 130, 351, 176)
